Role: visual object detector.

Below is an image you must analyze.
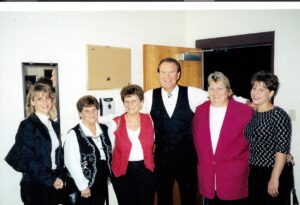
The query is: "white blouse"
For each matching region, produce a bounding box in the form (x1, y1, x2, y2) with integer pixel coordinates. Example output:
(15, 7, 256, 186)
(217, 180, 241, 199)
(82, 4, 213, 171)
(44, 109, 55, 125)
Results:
(127, 127, 144, 161)
(36, 112, 59, 169)
(64, 120, 106, 191)
(209, 106, 227, 154)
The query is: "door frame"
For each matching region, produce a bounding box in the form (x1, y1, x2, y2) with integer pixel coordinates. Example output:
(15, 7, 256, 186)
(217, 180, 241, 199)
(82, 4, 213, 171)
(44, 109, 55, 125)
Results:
(195, 31, 274, 72)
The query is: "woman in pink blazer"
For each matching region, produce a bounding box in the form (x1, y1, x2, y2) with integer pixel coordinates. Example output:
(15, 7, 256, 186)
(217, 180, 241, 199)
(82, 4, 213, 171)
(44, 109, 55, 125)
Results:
(193, 71, 253, 205)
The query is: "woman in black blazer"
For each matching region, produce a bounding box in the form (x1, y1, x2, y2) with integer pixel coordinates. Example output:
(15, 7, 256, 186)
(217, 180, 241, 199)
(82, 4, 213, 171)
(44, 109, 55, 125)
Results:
(7, 83, 64, 205)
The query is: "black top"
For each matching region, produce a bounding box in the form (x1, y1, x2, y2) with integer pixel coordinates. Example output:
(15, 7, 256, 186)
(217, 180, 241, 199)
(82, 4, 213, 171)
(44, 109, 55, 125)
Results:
(5, 114, 64, 187)
(71, 123, 112, 187)
(245, 106, 291, 167)
(150, 86, 196, 165)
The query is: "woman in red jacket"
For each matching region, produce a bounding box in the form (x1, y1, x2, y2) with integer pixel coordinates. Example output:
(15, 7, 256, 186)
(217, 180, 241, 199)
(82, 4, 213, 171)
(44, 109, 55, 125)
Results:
(193, 72, 253, 205)
(110, 84, 155, 205)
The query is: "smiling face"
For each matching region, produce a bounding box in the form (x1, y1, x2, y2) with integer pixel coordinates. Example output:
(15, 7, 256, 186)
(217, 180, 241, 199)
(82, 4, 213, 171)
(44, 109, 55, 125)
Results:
(251, 81, 274, 108)
(208, 81, 230, 107)
(31, 92, 53, 116)
(123, 94, 143, 115)
(158, 62, 180, 93)
(79, 106, 98, 125)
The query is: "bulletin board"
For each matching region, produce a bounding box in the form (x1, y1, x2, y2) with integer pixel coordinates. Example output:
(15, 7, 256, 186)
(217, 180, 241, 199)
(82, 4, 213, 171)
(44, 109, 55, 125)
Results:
(87, 45, 131, 90)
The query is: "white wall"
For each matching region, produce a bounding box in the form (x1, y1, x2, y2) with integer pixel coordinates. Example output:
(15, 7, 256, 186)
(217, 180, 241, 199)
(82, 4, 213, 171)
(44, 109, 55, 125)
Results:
(0, 9, 299, 204)
(0, 10, 187, 204)
(185, 9, 300, 192)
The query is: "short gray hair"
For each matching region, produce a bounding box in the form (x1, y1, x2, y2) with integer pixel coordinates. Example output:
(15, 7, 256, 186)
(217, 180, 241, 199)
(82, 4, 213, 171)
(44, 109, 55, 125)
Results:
(208, 71, 233, 98)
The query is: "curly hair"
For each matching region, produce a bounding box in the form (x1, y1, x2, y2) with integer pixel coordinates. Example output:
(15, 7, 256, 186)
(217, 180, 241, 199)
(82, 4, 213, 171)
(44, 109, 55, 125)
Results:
(76, 95, 99, 113)
(120, 84, 144, 102)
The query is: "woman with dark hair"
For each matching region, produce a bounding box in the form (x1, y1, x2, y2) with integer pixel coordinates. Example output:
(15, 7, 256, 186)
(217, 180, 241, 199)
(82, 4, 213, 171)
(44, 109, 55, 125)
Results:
(64, 95, 112, 205)
(110, 84, 155, 205)
(245, 71, 292, 205)
(5, 83, 64, 205)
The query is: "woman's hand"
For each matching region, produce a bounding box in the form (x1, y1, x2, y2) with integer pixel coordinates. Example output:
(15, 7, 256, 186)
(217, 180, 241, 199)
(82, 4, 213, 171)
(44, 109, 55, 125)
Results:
(287, 153, 295, 165)
(246, 100, 257, 110)
(267, 152, 286, 198)
(53, 177, 64, 190)
(268, 177, 279, 197)
(81, 187, 91, 198)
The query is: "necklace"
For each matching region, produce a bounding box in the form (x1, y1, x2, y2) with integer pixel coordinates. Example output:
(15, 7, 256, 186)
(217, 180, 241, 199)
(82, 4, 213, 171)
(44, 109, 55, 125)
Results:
(258, 103, 274, 112)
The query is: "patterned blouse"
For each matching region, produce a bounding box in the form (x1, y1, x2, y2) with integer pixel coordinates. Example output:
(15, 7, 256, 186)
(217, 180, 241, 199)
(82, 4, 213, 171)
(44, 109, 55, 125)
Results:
(245, 106, 291, 167)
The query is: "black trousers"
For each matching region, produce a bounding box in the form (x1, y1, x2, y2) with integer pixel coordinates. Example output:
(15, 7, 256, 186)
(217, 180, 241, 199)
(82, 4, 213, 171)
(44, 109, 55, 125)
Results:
(248, 164, 293, 205)
(155, 157, 197, 205)
(204, 194, 249, 205)
(21, 181, 60, 205)
(112, 160, 155, 205)
(76, 160, 110, 205)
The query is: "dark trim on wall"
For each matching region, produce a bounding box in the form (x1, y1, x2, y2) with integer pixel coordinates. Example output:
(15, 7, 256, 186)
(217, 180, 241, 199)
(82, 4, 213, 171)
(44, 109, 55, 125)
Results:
(22, 62, 58, 67)
(196, 31, 274, 49)
(196, 31, 274, 72)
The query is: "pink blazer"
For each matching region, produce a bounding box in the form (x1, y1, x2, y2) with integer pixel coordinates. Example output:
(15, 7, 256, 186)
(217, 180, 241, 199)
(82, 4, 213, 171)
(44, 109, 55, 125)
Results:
(193, 99, 253, 200)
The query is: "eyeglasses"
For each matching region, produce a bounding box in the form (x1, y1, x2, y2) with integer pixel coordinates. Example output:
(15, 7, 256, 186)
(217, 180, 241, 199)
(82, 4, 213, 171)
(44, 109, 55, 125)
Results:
(81, 107, 98, 115)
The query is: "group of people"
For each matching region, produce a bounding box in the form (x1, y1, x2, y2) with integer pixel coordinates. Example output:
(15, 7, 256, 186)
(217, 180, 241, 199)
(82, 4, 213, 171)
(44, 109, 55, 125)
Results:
(6, 57, 293, 205)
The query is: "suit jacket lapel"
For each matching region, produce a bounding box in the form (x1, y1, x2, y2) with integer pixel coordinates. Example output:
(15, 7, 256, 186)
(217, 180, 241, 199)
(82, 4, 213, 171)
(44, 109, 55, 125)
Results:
(50, 120, 61, 142)
(203, 102, 214, 156)
(31, 114, 51, 141)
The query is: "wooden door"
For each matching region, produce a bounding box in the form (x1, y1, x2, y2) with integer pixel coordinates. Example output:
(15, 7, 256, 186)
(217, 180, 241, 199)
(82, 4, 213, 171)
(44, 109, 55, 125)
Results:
(143, 44, 203, 205)
(143, 44, 202, 91)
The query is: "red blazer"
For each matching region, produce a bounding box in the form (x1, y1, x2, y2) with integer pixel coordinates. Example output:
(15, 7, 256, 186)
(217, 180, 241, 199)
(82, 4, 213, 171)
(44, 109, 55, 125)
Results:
(193, 99, 253, 200)
(112, 113, 155, 177)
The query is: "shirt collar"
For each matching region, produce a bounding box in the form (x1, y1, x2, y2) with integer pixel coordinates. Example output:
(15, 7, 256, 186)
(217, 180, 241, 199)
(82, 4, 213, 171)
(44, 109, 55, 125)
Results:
(161, 85, 179, 98)
(36, 112, 50, 125)
(79, 120, 102, 137)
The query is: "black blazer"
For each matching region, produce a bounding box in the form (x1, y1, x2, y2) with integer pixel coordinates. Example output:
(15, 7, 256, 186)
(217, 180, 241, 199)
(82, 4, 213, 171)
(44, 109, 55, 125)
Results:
(13, 114, 64, 187)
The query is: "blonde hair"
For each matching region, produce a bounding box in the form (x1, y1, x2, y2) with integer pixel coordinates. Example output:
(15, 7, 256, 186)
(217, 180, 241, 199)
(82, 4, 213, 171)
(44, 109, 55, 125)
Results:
(208, 71, 233, 98)
(25, 83, 57, 120)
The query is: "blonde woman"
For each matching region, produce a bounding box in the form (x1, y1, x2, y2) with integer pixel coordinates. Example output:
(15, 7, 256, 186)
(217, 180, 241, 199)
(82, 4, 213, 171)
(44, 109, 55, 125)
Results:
(6, 83, 64, 205)
(193, 72, 253, 205)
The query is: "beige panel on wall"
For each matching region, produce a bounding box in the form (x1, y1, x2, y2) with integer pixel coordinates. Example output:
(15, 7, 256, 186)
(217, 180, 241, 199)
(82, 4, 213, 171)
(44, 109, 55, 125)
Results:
(143, 44, 202, 91)
(87, 45, 131, 90)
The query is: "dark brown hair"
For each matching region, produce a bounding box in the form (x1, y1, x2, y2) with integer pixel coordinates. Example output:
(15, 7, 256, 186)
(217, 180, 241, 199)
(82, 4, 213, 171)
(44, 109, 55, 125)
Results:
(251, 70, 279, 101)
(120, 84, 144, 102)
(157, 57, 181, 73)
(76, 95, 99, 112)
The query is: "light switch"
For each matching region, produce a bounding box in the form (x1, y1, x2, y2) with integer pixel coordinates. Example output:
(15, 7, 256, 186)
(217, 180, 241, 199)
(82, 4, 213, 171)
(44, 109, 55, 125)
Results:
(288, 109, 296, 121)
